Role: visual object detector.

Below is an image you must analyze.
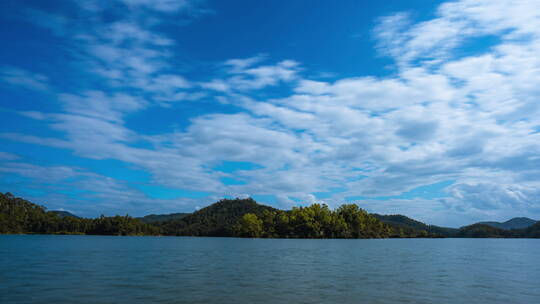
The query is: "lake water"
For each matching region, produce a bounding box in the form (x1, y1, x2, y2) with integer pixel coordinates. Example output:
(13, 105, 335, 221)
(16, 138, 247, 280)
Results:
(1, 236, 539, 304)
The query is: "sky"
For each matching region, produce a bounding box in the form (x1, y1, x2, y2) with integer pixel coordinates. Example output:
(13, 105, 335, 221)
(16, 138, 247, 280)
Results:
(1, 0, 540, 227)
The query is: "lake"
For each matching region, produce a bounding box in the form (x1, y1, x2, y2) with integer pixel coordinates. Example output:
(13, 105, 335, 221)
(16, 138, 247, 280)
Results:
(1, 236, 539, 304)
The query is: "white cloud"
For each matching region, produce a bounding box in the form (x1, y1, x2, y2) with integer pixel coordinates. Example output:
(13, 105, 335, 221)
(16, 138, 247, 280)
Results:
(59, 91, 147, 123)
(120, 0, 191, 12)
(204, 58, 301, 92)
(374, 0, 540, 66)
(0, 66, 49, 91)
(4, 0, 540, 225)
(225, 55, 267, 72)
(0, 160, 208, 216)
(0, 152, 19, 160)
(20, 1, 200, 105)
(200, 79, 231, 92)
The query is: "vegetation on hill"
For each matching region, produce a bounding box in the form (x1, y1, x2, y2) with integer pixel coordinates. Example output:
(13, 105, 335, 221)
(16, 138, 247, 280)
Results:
(157, 198, 278, 236)
(157, 199, 416, 238)
(477, 217, 537, 230)
(50, 210, 80, 218)
(521, 221, 540, 238)
(1, 192, 539, 238)
(456, 224, 509, 238)
(233, 203, 396, 238)
(0, 194, 401, 238)
(456, 222, 540, 238)
(372, 214, 458, 237)
(139, 212, 190, 224)
(0, 192, 159, 235)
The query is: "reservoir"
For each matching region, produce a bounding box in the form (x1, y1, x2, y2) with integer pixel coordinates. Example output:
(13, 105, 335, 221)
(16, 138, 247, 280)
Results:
(1, 235, 539, 304)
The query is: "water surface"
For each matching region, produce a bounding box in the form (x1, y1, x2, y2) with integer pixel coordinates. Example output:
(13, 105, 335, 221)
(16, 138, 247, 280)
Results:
(1, 235, 539, 303)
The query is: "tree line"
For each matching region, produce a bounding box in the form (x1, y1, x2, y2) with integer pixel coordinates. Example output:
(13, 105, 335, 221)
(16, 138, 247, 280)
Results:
(233, 204, 398, 238)
(0, 192, 159, 235)
(1, 192, 539, 238)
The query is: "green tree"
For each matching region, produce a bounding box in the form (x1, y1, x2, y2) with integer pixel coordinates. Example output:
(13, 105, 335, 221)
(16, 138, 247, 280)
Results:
(235, 213, 264, 237)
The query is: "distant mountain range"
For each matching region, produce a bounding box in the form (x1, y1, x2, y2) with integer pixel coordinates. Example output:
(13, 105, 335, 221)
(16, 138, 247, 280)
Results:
(372, 214, 537, 234)
(138, 213, 190, 223)
(372, 214, 539, 238)
(2, 192, 539, 238)
(372, 214, 459, 237)
(477, 217, 537, 230)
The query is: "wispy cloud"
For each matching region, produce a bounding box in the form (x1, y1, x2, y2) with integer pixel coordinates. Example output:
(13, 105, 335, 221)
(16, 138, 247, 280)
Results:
(120, 0, 193, 13)
(202, 57, 301, 92)
(0, 66, 49, 91)
(2, 0, 540, 225)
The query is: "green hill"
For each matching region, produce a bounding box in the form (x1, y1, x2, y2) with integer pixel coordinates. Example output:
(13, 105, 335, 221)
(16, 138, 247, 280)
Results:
(456, 221, 540, 238)
(478, 217, 537, 230)
(0, 192, 159, 235)
(521, 221, 540, 238)
(2, 192, 539, 239)
(372, 214, 458, 237)
(139, 212, 190, 223)
(159, 200, 401, 238)
(158, 198, 278, 236)
(456, 223, 509, 238)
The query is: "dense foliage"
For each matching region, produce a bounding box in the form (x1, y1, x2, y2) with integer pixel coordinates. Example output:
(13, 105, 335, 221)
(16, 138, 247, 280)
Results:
(521, 222, 540, 238)
(456, 222, 540, 238)
(156, 199, 404, 238)
(232, 204, 395, 238)
(157, 198, 278, 236)
(2, 192, 539, 238)
(477, 217, 537, 230)
(50, 210, 79, 218)
(373, 214, 458, 237)
(139, 212, 189, 223)
(456, 224, 510, 238)
(0, 192, 159, 235)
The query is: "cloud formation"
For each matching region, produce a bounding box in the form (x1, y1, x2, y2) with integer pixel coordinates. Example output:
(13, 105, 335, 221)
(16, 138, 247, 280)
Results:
(0, 66, 49, 91)
(1, 0, 540, 226)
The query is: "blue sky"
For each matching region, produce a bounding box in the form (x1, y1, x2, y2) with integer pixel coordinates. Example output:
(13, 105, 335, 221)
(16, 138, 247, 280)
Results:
(1, 0, 540, 226)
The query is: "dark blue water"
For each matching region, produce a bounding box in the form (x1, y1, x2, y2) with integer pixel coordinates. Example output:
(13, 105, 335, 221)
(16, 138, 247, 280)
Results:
(1, 236, 539, 304)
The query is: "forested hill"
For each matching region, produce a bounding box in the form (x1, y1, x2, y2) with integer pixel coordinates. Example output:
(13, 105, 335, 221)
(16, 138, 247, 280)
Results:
(456, 222, 540, 238)
(477, 217, 537, 230)
(157, 199, 400, 238)
(1, 192, 539, 238)
(372, 214, 458, 237)
(50, 210, 80, 218)
(0, 192, 159, 235)
(0, 193, 400, 238)
(139, 212, 190, 224)
(157, 198, 279, 236)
